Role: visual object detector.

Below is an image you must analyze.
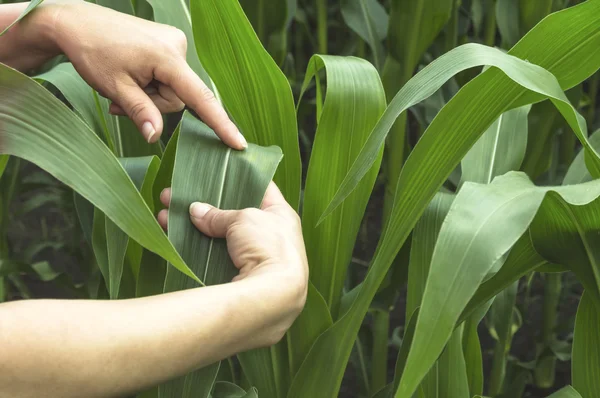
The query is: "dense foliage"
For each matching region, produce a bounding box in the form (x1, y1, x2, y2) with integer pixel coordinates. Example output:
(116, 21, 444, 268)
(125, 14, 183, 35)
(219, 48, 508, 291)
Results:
(1, 1, 599, 397)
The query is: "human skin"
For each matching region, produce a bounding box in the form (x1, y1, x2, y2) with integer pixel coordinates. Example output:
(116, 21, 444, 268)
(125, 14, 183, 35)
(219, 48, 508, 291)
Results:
(0, 2, 308, 397)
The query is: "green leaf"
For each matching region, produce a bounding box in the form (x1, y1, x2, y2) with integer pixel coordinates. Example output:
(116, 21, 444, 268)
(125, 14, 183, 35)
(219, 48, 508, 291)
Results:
(340, 0, 389, 70)
(289, 4, 600, 397)
(0, 64, 198, 283)
(437, 328, 470, 398)
(322, 40, 600, 222)
(398, 173, 546, 397)
(36, 62, 161, 158)
(164, 112, 282, 290)
(399, 170, 600, 397)
(547, 386, 583, 398)
(496, 0, 521, 48)
(461, 105, 531, 184)
(462, 316, 484, 397)
(0, 155, 7, 180)
(239, 0, 295, 64)
(160, 112, 281, 397)
(190, 0, 300, 209)
(519, 0, 553, 34)
(387, 0, 453, 71)
(406, 192, 454, 316)
(145, 0, 214, 89)
(459, 234, 548, 324)
(564, 129, 600, 185)
(95, 0, 134, 14)
(300, 55, 386, 315)
(212, 381, 251, 398)
(287, 282, 332, 376)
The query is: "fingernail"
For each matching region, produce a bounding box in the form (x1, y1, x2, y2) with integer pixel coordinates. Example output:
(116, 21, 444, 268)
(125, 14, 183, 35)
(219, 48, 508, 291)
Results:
(142, 122, 156, 143)
(190, 202, 211, 219)
(238, 131, 248, 149)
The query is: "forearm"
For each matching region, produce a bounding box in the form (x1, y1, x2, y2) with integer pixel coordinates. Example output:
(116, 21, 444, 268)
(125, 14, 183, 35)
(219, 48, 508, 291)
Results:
(0, 277, 293, 398)
(0, 2, 60, 72)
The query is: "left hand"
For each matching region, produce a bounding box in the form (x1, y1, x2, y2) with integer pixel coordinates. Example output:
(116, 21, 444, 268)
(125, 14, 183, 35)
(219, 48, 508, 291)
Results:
(15, 0, 246, 148)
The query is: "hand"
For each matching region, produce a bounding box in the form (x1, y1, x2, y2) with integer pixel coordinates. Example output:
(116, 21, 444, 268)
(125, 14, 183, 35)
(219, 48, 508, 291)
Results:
(17, 0, 246, 148)
(158, 183, 309, 335)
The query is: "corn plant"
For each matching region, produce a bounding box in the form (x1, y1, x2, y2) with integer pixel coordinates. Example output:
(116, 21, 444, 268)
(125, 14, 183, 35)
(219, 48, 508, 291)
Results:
(2, 0, 600, 397)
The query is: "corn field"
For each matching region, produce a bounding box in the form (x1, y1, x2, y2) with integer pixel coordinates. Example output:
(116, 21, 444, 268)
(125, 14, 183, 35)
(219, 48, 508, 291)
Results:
(1, 0, 600, 397)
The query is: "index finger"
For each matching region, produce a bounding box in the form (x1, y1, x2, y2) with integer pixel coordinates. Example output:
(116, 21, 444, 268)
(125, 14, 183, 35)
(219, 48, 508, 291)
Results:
(158, 61, 247, 150)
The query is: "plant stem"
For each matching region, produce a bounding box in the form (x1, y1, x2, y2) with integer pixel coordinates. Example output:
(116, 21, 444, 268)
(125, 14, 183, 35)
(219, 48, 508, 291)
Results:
(536, 273, 562, 388)
(445, 0, 460, 52)
(381, 57, 410, 221)
(588, 71, 599, 127)
(484, 2, 497, 47)
(488, 341, 507, 396)
(370, 309, 390, 396)
(316, 0, 327, 54)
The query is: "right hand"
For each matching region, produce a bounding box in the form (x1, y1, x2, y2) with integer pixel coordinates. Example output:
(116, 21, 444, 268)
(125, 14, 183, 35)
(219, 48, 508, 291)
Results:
(159, 182, 309, 335)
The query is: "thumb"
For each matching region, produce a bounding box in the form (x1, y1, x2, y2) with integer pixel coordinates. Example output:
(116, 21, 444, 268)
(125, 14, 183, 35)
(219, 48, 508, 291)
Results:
(114, 83, 164, 143)
(189, 202, 239, 238)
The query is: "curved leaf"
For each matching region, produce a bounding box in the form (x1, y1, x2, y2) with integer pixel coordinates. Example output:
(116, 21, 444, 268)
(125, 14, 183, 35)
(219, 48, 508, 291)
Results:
(190, 0, 300, 209)
(300, 55, 386, 314)
(0, 64, 198, 283)
(572, 294, 600, 398)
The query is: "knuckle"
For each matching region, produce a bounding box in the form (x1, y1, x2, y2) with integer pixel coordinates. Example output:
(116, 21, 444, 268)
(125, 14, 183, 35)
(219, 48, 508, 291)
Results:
(128, 101, 148, 121)
(198, 86, 217, 103)
(171, 27, 188, 53)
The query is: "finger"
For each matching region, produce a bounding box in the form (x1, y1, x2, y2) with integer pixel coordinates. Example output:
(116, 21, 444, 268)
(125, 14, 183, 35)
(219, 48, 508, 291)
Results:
(160, 188, 172, 208)
(189, 202, 239, 238)
(109, 103, 126, 116)
(158, 209, 168, 230)
(114, 81, 164, 143)
(157, 61, 247, 150)
(261, 182, 287, 210)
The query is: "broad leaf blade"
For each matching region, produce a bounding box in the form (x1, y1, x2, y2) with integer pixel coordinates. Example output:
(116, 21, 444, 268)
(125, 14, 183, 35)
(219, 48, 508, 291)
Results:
(572, 293, 600, 398)
(190, 0, 301, 209)
(300, 55, 386, 315)
(0, 64, 198, 283)
(160, 112, 281, 398)
(461, 105, 531, 184)
(340, 0, 388, 70)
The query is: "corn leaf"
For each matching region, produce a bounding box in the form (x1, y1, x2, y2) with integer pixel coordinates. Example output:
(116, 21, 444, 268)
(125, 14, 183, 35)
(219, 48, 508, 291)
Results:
(437, 329, 470, 398)
(160, 112, 281, 397)
(287, 282, 332, 376)
(239, 0, 295, 64)
(387, 0, 453, 71)
(95, 0, 134, 15)
(163, 111, 281, 290)
(0, 64, 198, 283)
(564, 129, 600, 185)
(495, 0, 520, 48)
(462, 317, 484, 397)
(36, 62, 161, 158)
(340, 0, 388, 70)
(145, 0, 213, 89)
(322, 40, 600, 222)
(0, 155, 7, 180)
(300, 55, 386, 315)
(461, 105, 531, 184)
(288, 4, 600, 396)
(459, 234, 548, 324)
(547, 386, 583, 398)
(573, 297, 599, 398)
(190, 0, 301, 209)
(398, 172, 600, 397)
